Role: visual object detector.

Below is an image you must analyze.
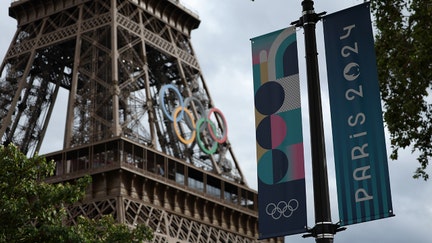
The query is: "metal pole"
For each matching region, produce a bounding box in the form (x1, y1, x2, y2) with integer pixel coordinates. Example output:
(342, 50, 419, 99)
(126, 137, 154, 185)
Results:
(292, 0, 341, 242)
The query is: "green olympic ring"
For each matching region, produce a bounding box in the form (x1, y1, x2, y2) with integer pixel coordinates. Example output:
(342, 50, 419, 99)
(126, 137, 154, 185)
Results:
(196, 117, 218, 155)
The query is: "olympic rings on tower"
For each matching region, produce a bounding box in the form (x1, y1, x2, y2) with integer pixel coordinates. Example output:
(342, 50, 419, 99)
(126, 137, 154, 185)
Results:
(159, 84, 228, 154)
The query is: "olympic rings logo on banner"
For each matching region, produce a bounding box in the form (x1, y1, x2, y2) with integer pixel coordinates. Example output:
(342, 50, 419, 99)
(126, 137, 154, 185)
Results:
(159, 84, 228, 154)
(265, 199, 299, 220)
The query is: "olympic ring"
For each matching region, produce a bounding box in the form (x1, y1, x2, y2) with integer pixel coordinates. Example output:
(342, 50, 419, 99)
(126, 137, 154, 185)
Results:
(184, 96, 206, 129)
(196, 117, 218, 154)
(173, 106, 196, 145)
(207, 107, 228, 143)
(158, 84, 228, 154)
(159, 84, 184, 122)
(265, 199, 299, 220)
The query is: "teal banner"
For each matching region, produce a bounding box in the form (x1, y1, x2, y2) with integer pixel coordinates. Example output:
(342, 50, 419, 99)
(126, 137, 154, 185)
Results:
(323, 3, 394, 226)
(251, 26, 307, 238)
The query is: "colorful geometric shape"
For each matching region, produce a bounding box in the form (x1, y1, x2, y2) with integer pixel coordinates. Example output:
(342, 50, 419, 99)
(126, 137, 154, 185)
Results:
(257, 149, 289, 185)
(256, 115, 287, 149)
(254, 81, 285, 115)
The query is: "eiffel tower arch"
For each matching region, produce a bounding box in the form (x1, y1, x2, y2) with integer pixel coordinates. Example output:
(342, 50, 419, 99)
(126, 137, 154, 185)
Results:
(0, 0, 282, 242)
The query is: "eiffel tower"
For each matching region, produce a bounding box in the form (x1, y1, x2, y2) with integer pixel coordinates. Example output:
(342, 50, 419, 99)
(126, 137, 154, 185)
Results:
(0, 0, 282, 242)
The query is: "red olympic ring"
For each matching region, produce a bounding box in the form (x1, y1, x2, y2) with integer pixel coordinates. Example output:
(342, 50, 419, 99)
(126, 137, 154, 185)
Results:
(207, 107, 228, 144)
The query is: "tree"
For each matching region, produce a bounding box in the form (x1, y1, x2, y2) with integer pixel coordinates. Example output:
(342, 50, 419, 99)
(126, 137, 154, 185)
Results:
(371, 0, 432, 180)
(0, 144, 153, 242)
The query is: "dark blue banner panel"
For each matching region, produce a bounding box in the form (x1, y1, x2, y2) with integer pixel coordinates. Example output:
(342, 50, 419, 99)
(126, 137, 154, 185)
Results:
(323, 3, 394, 226)
(251, 26, 307, 239)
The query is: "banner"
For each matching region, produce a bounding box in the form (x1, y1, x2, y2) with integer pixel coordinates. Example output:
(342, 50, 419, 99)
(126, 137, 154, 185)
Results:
(323, 3, 394, 226)
(251, 26, 307, 239)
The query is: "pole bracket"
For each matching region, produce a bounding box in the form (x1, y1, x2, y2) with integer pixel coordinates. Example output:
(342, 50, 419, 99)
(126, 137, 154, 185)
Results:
(290, 11, 326, 27)
(302, 222, 346, 239)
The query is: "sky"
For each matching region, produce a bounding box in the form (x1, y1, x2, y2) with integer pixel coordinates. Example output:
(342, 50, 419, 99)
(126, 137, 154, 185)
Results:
(1, 1, 431, 243)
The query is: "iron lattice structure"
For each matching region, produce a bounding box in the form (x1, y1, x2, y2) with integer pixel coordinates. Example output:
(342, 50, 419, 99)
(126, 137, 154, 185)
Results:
(0, 0, 282, 242)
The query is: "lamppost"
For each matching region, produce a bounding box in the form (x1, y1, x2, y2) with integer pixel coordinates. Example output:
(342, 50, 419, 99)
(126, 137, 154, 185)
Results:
(291, 0, 345, 242)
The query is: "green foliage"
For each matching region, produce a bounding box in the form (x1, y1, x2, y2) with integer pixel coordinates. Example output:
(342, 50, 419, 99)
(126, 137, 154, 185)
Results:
(73, 215, 154, 242)
(371, 0, 432, 180)
(0, 144, 153, 242)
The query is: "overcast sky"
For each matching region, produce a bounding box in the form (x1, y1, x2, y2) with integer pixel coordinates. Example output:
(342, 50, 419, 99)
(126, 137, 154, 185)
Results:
(1, 1, 431, 242)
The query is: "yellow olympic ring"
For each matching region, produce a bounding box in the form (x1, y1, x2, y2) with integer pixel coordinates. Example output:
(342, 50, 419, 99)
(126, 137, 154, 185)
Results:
(173, 106, 196, 145)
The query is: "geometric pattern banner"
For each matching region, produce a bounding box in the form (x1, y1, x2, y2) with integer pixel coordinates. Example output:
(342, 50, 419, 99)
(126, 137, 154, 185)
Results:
(323, 2, 394, 226)
(251, 26, 307, 239)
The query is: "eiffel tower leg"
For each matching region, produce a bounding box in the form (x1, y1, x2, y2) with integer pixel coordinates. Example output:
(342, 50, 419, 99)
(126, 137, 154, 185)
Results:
(0, 19, 64, 155)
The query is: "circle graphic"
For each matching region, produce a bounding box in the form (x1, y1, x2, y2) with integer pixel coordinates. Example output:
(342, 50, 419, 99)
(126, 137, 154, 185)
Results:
(254, 81, 285, 115)
(258, 149, 289, 185)
(343, 62, 360, 81)
(256, 114, 287, 149)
